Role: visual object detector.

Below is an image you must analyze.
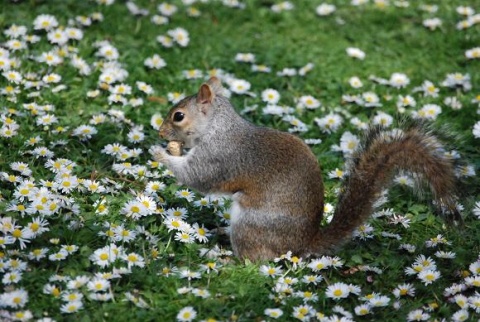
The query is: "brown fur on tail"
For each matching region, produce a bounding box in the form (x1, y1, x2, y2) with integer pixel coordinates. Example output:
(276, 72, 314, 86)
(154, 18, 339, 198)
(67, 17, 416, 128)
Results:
(308, 122, 459, 256)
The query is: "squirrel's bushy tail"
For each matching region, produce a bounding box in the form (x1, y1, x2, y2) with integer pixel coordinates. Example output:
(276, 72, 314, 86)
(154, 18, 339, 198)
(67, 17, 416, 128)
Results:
(309, 121, 459, 256)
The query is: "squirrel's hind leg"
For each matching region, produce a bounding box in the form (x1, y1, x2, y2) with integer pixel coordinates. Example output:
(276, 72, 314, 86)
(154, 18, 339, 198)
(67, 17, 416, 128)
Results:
(229, 201, 313, 261)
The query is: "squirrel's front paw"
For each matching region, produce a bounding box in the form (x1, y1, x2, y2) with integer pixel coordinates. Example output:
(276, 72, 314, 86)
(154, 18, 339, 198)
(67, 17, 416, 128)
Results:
(149, 145, 168, 163)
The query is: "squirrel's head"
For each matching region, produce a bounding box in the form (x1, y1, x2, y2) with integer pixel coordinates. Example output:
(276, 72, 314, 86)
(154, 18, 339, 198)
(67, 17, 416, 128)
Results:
(159, 77, 224, 148)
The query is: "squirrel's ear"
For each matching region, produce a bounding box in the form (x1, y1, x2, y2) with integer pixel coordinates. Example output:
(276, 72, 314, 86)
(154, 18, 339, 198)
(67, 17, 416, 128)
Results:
(206, 76, 224, 96)
(196, 83, 214, 105)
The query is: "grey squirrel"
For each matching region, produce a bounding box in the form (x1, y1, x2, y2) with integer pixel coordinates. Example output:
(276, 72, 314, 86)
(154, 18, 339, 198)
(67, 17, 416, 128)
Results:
(150, 77, 459, 261)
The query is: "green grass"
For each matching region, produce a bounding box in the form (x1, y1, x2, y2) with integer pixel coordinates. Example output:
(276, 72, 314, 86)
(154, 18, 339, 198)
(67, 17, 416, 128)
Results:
(0, 0, 480, 321)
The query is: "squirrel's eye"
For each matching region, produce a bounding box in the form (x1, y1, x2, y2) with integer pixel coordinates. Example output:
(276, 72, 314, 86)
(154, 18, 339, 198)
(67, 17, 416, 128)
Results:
(173, 112, 185, 122)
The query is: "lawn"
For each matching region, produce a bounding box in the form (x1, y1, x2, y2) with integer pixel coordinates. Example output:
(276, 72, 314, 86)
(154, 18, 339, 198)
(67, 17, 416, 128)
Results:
(0, 0, 480, 321)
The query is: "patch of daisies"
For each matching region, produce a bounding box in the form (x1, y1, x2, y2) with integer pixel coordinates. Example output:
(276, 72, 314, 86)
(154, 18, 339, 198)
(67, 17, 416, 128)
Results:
(0, 1, 480, 321)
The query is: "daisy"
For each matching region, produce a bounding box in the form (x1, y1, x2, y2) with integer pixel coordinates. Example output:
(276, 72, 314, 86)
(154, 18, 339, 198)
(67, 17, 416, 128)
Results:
(90, 246, 117, 268)
(182, 69, 203, 80)
(10, 227, 33, 249)
(65, 27, 83, 40)
(419, 80, 439, 97)
(66, 276, 90, 290)
(26, 217, 50, 237)
(368, 294, 390, 307)
(31, 147, 54, 159)
(418, 269, 441, 285)
(372, 111, 393, 127)
(110, 83, 132, 95)
(4, 24, 27, 38)
(165, 217, 190, 233)
(251, 64, 271, 73)
(308, 257, 331, 271)
(158, 2, 177, 16)
(178, 268, 201, 280)
(229, 79, 251, 94)
(0, 56, 11, 71)
(27, 248, 48, 261)
(348, 76, 363, 88)
(415, 104, 442, 120)
(466, 47, 480, 59)
(265, 308, 283, 319)
(47, 29, 68, 45)
(148, 114, 164, 131)
(346, 47, 365, 60)
(297, 95, 320, 109)
(11, 310, 33, 321)
(469, 294, 480, 313)
(339, 131, 360, 155)
(174, 231, 195, 243)
(259, 265, 283, 277)
(442, 73, 471, 91)
(176, 306, 196, 322)
(89, 292, 113, 301)
(167, 92, 185, 103)
(2, 271, 23, 284)
(60, 300, 84, 313)
(156, 35, 174, 48)
(235, 52, 255, 63)
(362, 91, 381, 107)
(295, 291, 319, 303)
(407, 309, 430, 321)
(192, 223, 210, 243)
(33, 14, 58, 31)
(136, 81, 153, 94)
(121, 200, 148, 220)
(354, 304, 371, 316)
(271, 1, 293, 12)
(37, 51, 63, 66)
(454, 294, 469, 309)
(292, 304, 315, 320)
(36, 114, 58, 126)
(451, 310, 469, 322)
(127, 127, 145, 143)
(62, 291, 84, 304)
(444, 96, 462, 110)
(3, 70, 23, 84)
(87, 278, 110, 292)
(56, 175, 79, 194)
(152, 14, 169, 25)
(114, 225, 138, 243)
(261, 88, 281, 104)
(328, 168, 345, 179)
(144, 54, 167, 69)
(10, 162, 32, 176)
(314, 113, 343, 133)
(423, 18, 442, 30)
(277, 67, 297, 77)
(389, 72, 410, 88)
(122, 252, 145, 268)
(394, 172, 415, 187)
(186, 7, 201, 17)
(96, 43, 120, 60)
(396, 95, 416, 110)
(168, 27, 190, 47)
(72, 125, 98, 140)
(175, 189, 195, 202)
(469, 260, 480, 275)
(325, 282, 350, 300)
(316, 3, 336, 16)
(0, 288, 28, 308)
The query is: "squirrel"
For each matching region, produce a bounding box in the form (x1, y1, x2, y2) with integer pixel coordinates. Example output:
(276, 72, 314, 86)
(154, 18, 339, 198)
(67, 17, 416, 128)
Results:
(150, 77, 460, 261)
